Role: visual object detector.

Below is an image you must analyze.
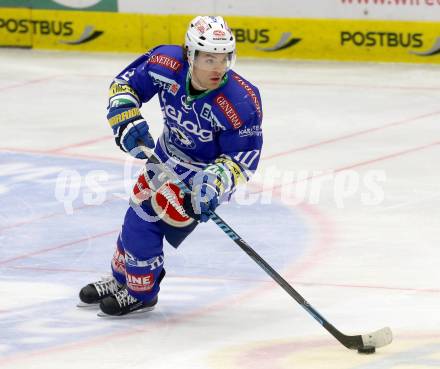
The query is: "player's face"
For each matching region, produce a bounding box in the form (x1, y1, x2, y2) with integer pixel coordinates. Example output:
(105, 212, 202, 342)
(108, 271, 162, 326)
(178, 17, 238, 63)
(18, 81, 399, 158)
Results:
(191, 51, 231, 90)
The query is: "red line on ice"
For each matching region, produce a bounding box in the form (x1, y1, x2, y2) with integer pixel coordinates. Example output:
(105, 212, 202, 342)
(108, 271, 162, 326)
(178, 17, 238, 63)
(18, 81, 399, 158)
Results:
(0, 229, 118, 266)
(0, 75, 61, 92)
(47, 135, 114, 153)
(254, 140, 440, 195)
(257, 79, 440, 91)
(262, 110, 440, 161)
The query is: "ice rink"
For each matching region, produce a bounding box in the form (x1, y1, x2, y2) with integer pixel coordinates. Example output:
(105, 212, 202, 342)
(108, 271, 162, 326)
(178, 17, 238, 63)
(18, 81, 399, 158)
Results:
(1, 49, 439, 368)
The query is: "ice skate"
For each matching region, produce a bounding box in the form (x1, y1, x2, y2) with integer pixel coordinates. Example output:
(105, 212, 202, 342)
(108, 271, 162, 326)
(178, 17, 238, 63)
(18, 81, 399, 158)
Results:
(77, 276, 123, 308)
(97, 288, 158, 317)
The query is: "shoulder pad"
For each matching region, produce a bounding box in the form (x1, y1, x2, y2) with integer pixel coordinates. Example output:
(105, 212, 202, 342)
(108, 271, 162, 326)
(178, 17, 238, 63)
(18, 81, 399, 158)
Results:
(212, 71, 262, 130)
(229, 71, 262, 120)
(213, 93, 244, 130)
(147, 45, 185, 75)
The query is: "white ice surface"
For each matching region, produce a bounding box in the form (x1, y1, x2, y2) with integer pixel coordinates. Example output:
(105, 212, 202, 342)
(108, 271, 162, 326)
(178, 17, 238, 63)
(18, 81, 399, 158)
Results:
(0, 49, 439, 369)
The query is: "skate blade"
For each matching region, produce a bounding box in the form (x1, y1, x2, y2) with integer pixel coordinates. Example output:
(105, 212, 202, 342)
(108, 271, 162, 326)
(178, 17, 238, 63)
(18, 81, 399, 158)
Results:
(77, 301, 100, 309)
(97, 305, 155, 318)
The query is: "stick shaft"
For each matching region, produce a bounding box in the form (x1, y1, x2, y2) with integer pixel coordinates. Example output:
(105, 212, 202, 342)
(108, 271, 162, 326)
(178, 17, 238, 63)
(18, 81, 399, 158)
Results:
(208, 211, 361, 348)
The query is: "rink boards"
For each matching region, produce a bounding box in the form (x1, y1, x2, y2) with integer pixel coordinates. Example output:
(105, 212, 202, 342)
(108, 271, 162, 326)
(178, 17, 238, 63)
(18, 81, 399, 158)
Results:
(1, 7, 440, 63)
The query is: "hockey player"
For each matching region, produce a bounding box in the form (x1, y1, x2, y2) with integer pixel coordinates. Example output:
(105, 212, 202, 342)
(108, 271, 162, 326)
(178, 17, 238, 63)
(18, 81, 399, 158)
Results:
(78, 16, 263, 316)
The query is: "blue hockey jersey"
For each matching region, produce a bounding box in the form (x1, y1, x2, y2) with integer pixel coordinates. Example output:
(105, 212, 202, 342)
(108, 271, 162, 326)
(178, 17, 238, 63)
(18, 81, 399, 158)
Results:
(108, 45, 263, 201)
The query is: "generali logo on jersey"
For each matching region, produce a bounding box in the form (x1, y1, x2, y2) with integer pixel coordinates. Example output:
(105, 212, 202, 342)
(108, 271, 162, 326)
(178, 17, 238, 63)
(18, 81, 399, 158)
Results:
(232, 74, 262, 118)
(215, 94, 243, 129)
(148, 54, 182, 72)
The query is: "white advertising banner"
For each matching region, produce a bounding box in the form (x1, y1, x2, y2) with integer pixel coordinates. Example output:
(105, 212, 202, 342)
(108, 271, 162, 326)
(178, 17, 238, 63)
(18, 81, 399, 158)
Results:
(118, 0, 440, 21)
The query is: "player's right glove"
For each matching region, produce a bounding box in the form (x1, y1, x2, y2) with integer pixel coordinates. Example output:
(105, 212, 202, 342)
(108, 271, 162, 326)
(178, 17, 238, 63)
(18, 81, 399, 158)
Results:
(184, 164, 229, 222)
(107, 107, 155, 159)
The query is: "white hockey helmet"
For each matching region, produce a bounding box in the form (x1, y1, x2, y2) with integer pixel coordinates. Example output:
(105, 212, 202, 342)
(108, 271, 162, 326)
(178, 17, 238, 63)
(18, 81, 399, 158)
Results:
(185, 16, 236, 71)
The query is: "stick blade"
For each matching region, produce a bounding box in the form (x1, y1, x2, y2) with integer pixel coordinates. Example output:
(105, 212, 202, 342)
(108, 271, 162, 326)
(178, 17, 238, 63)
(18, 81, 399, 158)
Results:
(361, 327, 393, 348)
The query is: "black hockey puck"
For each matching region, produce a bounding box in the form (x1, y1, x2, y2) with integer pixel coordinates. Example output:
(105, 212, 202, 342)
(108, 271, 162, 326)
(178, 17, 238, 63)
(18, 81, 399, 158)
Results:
(357, 345, 376, 354)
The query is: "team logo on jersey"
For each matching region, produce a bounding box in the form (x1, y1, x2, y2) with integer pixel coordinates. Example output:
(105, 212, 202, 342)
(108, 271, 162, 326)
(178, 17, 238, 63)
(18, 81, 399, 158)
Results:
(149, 71, 180, 96)
(170, 125, 196, 149)
(148, 54, 182, 72)
(215, 94, 243, 129)
(232, 74, 262, 118)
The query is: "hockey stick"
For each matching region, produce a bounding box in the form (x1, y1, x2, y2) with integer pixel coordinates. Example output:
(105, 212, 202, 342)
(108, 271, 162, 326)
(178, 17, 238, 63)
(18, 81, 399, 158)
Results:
(138, 146, 393, 350)
(207, 210, 392, 350)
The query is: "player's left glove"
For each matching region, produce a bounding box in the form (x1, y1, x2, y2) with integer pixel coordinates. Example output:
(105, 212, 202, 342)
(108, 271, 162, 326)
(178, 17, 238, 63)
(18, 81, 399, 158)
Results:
(185, 165, 229, 222)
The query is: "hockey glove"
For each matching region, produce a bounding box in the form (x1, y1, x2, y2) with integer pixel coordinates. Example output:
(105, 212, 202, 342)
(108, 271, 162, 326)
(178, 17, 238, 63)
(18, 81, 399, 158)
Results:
(107, 107, 155, 159)
(185, 165, 229, 222)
